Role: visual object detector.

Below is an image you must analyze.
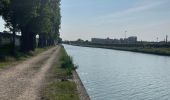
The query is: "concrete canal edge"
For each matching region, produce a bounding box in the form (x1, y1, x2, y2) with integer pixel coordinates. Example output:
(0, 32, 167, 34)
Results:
(73, 70, 91, 100)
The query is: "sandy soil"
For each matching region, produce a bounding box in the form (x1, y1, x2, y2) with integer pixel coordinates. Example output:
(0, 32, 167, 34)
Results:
(0, 46, 59, 100)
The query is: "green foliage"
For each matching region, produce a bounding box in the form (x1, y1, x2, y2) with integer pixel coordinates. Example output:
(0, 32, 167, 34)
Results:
(34, 0, 61, 37)
(0, 44, 12, 60)
(43, 81, 79, 100)
(41, 46, 79, 100)
(60, 47, 76, 75)
(0, 0, 61, 52)
(61, 55, 74, 69)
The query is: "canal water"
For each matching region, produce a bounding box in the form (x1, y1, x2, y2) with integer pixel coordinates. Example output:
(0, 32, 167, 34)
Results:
(63, 44, 170, 100)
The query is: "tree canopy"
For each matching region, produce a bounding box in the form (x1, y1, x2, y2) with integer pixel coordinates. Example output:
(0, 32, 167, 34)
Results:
(0, 0, 61, 52)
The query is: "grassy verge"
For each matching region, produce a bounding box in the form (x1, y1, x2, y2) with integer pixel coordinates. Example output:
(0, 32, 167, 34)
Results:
(41, 45, 79, 100)
(103, 47, 170, 56)
(0, 46, 53, 68)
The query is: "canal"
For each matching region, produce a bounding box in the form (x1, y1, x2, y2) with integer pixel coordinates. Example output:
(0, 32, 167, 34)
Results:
(64, 44, 170, 100)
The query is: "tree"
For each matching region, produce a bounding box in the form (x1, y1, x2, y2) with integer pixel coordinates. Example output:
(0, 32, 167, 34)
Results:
(49, 0, 61, 45)
(1, 0, 41, 52)
(38, 0, 61, 47)
(15, 0, 40, 52)
(0, 0, 19, 54)
(1, 0, 61, 52)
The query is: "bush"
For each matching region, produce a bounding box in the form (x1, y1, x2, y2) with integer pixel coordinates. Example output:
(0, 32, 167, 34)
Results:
(0, 44, 13, 61)
(60, 47, 77, 75)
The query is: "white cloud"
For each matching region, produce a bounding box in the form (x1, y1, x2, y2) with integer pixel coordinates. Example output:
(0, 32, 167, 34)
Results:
(98, 1, 167, 19)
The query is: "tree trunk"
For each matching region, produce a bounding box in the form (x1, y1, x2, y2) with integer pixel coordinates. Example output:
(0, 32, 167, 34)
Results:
(38, 34, 46, 48)
(21, 28, 30, 52)
(29, 33, 36, 51)
(11, 28, 16, 55)
(38, 34, 43, 48)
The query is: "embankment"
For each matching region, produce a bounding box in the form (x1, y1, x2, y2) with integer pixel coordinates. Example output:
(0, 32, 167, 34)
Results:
(73, 71, 91, 100)
(41, 45, 90, 100)
(67, 43, 170, 56)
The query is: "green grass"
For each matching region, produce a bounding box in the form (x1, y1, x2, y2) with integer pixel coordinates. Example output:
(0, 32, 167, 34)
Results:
(43, 81, 79, 100)
(60, 47, 77, 75)
(0, 62, 11, 68)
(41, 45, 79, 100)
(0, 46, 53, 68)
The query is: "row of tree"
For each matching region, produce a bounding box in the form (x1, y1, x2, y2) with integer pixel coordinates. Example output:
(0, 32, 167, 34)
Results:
(0, 0, 61, 53)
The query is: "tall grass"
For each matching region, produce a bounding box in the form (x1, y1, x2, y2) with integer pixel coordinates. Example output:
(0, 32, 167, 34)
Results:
(60, 46, 77, 75)
(41, 45, 80, 100)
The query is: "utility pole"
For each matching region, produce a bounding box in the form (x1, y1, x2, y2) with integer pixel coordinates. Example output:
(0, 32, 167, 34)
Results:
(125, 31, 127, 39)
(166, 35, 168, 43)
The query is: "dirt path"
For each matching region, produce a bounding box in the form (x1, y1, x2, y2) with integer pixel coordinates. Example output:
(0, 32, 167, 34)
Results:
(0, 46, 59, 100)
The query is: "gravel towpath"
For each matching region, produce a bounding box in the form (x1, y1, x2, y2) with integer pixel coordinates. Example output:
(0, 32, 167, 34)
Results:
(0, 46, 59, 100)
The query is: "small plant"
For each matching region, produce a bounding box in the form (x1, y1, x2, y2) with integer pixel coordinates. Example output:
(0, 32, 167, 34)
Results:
(41, 46, 80, 100)
(60, 47, 77, 75)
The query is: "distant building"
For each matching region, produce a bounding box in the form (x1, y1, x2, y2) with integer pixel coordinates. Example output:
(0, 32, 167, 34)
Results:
(0, 32, 21, 46)
(127, 36, 137, 43)
(91, 38, 114, 44)
(91, 36, 137, 44)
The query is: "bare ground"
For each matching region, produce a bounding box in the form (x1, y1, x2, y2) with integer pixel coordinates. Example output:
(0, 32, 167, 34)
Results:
(0, 46, 59, 100)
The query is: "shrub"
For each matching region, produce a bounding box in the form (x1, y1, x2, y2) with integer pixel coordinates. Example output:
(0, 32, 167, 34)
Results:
(60, 47, 77, 75)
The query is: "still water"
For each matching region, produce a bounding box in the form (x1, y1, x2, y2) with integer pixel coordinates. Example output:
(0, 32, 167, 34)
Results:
(64, 44, 170, 100)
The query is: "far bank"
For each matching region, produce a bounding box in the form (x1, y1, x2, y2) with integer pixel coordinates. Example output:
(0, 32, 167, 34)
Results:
(64, 43, 170, 56)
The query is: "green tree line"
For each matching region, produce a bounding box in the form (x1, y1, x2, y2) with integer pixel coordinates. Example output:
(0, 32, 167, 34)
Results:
(0, 0, 61, 53)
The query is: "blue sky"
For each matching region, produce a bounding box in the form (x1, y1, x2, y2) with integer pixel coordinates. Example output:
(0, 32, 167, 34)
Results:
(0, 0, 170, 41)
(0, 17, 6, 31)
(60, 0, 170, 41)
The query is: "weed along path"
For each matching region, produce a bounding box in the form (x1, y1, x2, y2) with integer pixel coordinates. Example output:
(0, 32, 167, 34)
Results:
(0, 46, 59, 100)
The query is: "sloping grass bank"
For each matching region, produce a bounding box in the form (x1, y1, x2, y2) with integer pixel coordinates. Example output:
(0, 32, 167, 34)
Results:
(41, 46, 79, 100)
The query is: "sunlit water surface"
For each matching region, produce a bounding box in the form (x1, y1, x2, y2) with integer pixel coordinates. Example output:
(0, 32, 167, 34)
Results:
(64, 44, 170, 100)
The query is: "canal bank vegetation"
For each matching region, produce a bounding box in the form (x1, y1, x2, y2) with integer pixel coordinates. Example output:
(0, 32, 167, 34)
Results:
(60, 46, 77, 76)
(64, 42, 170, 56)
(41, 46, 79, 100)
(111, 47, 170, 56)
